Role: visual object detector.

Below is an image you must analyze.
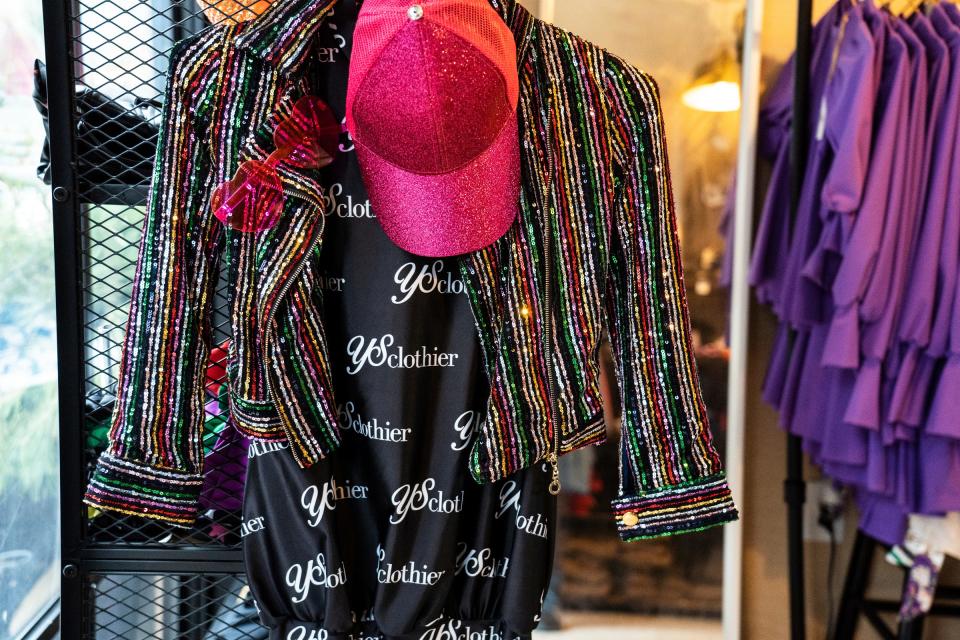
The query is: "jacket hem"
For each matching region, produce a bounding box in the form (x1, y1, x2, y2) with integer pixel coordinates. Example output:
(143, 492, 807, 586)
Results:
(83, 452, 202, 527)
(611, 474, 738, 541)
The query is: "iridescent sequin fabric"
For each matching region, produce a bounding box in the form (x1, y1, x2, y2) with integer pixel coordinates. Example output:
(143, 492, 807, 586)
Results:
(83, 0, 738, 541)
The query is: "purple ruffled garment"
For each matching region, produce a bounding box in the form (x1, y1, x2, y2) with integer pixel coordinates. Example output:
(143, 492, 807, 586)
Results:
(746, 5, 840, 310)
(749, 1, 960, 549)
(891, 8, 960, 353)
(756, 4, 875, 440)
(828, 19, 911, 432)
(771, 4, 877, 448)
(923, 10, 960, 363)
(887, 12, 951, 429)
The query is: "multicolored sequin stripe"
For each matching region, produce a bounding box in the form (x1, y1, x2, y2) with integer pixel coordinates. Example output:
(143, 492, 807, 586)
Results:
(600, 54, 737, 540)
(84, 1, 344, 525)
(612, 475, 736, 541)
(85, 454, 204, 526)
(83, 29, 233, 526)
(462, 21, 613, 486)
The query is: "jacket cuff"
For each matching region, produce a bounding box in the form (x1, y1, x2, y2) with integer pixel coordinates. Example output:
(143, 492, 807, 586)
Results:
(83, 452, 203, 527)
(611, 474, 738, 541)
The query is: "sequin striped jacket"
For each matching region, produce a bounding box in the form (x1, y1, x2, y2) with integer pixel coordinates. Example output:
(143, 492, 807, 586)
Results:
(84, 0, 738, 541)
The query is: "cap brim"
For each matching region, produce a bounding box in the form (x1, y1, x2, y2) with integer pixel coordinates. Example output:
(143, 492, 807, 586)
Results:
(354, 115, 521, 258)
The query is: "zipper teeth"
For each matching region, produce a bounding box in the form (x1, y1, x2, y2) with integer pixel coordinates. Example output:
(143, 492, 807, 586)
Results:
(543, 87, 561, 478)
(261, 204, 326, 440)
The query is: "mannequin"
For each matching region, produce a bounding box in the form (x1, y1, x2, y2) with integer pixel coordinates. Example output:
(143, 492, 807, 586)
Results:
(195, 0, 274, 25)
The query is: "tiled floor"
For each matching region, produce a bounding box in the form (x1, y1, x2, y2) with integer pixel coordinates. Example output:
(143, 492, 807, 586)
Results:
(533, 611, 722, 640)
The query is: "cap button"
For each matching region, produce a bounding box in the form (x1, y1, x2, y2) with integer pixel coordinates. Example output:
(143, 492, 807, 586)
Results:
(621, 511, 640, 527)
(407, 4, 424, 20)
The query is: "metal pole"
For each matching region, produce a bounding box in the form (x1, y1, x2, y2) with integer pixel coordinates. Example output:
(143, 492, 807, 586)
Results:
(723, 0, 765, 637)
(834, 531, 876, 639)
(787, 0, 813, 638)
(41, 0, 87, 635)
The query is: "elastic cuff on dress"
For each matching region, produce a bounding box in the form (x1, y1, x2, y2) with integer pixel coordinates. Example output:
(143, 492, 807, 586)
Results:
(611, 474, 738, 541)
(83, 452, 202, 527)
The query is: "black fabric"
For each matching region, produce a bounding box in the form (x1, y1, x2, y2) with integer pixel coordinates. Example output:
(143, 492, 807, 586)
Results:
(32, 60, 161, 189)
(240, 5, 556, 639)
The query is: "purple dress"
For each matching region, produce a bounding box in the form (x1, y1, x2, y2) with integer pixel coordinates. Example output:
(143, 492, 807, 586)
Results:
(855, 9, 960, 545)
(747, 4, 843, 311)
(758, 4, 876, 437)
(887, 11, 951, 430)
(777, 3, 878, 451)
(889, 8, 960, 425)
(828, 18, 910, 431)
(918, 2, 960, 518)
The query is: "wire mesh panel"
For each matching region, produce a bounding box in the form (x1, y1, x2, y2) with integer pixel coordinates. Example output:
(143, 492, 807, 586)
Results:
(86, 573, 264, 640)
(69, 0, 247, 548)
(41, 0, 272, 637)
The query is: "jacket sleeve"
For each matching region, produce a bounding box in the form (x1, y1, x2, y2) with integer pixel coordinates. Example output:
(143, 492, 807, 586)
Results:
(601, 54, 738, 541)
(83, 35, 223, 527)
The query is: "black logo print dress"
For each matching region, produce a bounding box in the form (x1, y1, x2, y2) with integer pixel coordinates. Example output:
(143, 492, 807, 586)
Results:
(240, 5, 557, 639)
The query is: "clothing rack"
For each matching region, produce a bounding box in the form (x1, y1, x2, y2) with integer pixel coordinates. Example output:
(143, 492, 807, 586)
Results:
(834, 530, 960, 639)
(783, 2, 960, 639)
(785, 1, 813, 639)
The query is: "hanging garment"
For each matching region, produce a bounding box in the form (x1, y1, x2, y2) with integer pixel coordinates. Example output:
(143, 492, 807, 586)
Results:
(744, 0, 960, 548)
(82, 0, 736, 545)
(238, 15, 554, 635)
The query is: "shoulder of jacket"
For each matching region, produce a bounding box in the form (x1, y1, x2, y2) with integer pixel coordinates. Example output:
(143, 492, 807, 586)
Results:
(526, 20, 659, 109)
(165, 22, 244, 108)
(602, 51, 660, 107)
(528, 16, 606, 62)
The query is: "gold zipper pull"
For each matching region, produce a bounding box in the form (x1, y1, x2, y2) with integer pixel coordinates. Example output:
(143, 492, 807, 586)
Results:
(547, 452, 562, 495)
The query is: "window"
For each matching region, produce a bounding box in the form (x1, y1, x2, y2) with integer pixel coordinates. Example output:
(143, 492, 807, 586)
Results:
(0, 2, 60, 638)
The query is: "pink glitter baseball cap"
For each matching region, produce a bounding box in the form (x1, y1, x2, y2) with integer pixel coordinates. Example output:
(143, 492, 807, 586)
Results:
(345, 0, 521, 258)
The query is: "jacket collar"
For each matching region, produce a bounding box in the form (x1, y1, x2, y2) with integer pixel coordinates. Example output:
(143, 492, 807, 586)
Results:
(234, 0, 535, 77)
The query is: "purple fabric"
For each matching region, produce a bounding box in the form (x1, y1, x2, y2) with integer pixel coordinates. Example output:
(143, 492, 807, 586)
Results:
(820, 6, 901, 373)
(777, 5, 876, 330)
(199, 423, 249, 512)
(896, 8, 960, 350)
(748, 5, 843, 308)
(857, 490, 908, 546)
(742, 2, 960, 548)
(928, 356, 960, 439)
(888, 26, 948, 431)
(835, 23, 910, 429)
(917, 436, 960, 514)
(924, 11, 960, 360)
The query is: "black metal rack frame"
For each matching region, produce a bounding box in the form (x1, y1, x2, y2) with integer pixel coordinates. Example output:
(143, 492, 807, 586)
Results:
(41, 1, 252, 638)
